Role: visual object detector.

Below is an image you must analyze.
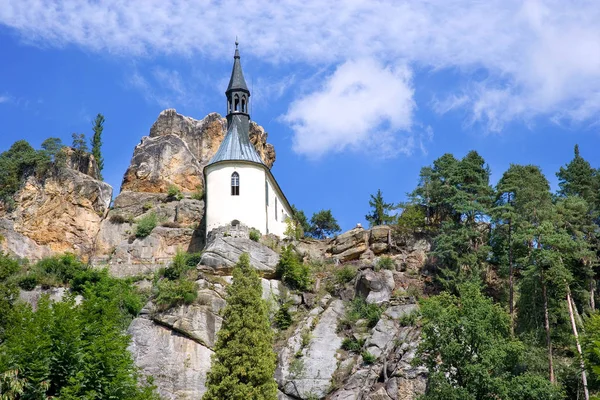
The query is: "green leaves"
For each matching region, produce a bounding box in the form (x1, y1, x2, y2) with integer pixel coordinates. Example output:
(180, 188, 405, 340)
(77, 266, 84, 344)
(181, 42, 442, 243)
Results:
(365, 189, 395, 227)
(203, 253, 278, 400)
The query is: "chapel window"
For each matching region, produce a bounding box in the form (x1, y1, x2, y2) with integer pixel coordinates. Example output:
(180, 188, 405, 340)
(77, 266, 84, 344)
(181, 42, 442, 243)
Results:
(275, 198, 278, 220)
(234, 95, 240, 112)
(231, 172, 239, 196)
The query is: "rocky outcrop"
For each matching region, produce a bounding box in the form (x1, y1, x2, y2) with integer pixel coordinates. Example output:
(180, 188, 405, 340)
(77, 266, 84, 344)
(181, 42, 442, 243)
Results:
(0, 167, 112, 260)
(122, 109, 276, 194)
(276, 298, 346, 399)
(199, 225, 279, 278)
(19, 286, 83, 310)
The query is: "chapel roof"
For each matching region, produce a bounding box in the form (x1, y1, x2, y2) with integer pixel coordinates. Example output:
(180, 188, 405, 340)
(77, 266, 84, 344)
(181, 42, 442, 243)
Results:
(206, 114, 264, 166)
(226, 40, 249, 94)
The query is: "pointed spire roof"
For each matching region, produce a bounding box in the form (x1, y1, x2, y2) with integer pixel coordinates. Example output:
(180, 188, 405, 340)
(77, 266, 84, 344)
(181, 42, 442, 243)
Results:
(226, 40, 249, 94)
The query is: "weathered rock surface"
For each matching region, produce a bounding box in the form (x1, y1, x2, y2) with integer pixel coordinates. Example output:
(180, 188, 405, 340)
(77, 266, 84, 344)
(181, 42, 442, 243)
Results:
(19, 287, 83, 310)
(0, 168, 112, 260)
(128, 317, 214, 400)
(356, 269, 396, 304)
(199, 225, 279, 277)
(276, 299, 345, 399)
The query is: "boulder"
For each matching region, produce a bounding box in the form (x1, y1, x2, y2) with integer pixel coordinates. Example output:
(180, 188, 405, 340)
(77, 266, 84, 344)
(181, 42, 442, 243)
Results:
(356, 270, 396, 304)
(199, 226, 279, 277)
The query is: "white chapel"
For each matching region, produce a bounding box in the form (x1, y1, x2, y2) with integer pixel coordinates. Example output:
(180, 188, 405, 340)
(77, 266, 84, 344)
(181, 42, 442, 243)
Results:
(204, 43, 293, 237)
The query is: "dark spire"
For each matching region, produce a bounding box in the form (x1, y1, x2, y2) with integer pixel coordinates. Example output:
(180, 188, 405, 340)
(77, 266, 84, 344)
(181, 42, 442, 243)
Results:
(226, 40, 249, 94)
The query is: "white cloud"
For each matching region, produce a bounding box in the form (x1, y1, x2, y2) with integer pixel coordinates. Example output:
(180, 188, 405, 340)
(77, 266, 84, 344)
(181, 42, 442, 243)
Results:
(128, 67, 199, 108)
(0, 95, 11, 104)
(2, 0, 600, 149)
(283, 59, 415, 157)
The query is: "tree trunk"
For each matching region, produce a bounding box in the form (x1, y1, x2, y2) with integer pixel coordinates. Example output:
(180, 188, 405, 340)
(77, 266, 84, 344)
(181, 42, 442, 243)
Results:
(541, 271, 555, 383)
(591, 280, 596, 312)
(508, 218, 514, 336)
(567, 285, 589, 400)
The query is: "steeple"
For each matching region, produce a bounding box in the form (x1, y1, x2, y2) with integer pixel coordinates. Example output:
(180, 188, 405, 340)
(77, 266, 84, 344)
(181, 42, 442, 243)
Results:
(226, 40, 250, 126)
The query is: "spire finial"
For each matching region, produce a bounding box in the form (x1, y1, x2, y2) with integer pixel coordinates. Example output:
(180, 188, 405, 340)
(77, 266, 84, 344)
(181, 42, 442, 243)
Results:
(235, 37, 239, 48)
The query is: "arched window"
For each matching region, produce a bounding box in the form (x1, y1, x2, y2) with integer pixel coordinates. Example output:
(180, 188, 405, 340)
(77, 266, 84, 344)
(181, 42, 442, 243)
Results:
(234, 95, 240, 112)
(241, 96, 246, 113)
(231, 172, 239, 196)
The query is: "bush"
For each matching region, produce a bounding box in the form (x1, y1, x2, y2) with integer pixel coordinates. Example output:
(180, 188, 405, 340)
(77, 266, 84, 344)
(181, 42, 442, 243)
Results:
(191, 185, 204, 201)
(361, 351, 376, 365)
(277, 245, 312, 291)
(154, 279, 198, 309)
(35, 253, 85, 284)
(376, 256, 395, 271)
(334, 266, 356, 285)
(249, 229, 261, 242)
(167, 185, 183, 201)
(163, 250, 201, 280)
(18, 275, 37, 291)
(347, 297, 383, 328)
(109, 213, 131, 224)
(0, 252, 20, 281)
(135, 212, 158, 238)
(275, 302, 293, 330)
(341, 337, 364, 352)
(398, 311, 419, 327)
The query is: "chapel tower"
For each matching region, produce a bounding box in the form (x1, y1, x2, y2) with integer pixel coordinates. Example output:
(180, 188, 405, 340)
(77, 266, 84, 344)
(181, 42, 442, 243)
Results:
(204, 43, 292, 238)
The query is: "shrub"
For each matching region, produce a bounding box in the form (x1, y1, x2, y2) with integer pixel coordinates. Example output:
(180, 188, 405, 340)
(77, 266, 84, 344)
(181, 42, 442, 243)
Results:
(191, 185, 204, 201)
(361, 351, 376, 365)
(347, 296, 383, 328)
(109, 213, 131, 224)
(154, 279, 198, 309)
(35, 253, 85, 284)
(249, 229, 261, 242)
(142, 202, 153, 211)
(167, 185, 183, 201)
(135, 212, 158, 238)
(341, 337, 364, 352)
(301, 329, 312, 347)
(275, 302, 293, 330)
(18, 275, 37, 291)
(334, 266, 356, 285)
(376, 256, 395, 271)
(277, 245, 312, 291)
(398, 311, 419, 327)
(163, 250, 201, 280)
(0, 252, 20, 281)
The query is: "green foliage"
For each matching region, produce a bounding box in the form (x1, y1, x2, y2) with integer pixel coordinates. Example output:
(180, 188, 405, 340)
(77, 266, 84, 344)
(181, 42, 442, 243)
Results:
(291, 205, 311, 237)
(167, 184, 183, 201)
(341, 337, 364, 352)
(275, 302, 293, 330)
(35, 253, 83, 284)
(557, 144, 598, 206)
(135, 212, 158, 238)
(396, 203, 427, 232)
(163, 249, 201, 280)
(334, 265, 357, 285)
(0, 140, 52, 205)
(365, 189, 395, 227)
(17, 275, 37, 291)
(345, 297, 382, 328)
(284, 216, 304, 240)
(0, 264, 159, 399)
(203, 253, 278, 400)
(90, 113, 105, 179)
(0, 253, 20, 281)
(249, 228, 261, 242)
(154, 278, 198, 310)
(375, 256, 395, 271)
(191, 185, 204, 201)
(398, 310, 419, 327)
(417, 283, 563, 400)
(583, 312, 600, 391)
(361, 351, 376, 365)
(277, 245, 312, 291)
(308, 209, 341, 239)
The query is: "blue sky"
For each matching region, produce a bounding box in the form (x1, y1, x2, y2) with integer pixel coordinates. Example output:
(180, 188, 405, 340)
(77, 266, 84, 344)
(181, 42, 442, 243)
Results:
(0, 1, 599, 231)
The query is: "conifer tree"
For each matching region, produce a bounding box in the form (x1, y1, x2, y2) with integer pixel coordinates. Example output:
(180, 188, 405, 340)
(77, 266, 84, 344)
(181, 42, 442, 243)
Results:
(365, 189, 395, 226)
(203, 253, 278, 400)
(90, 113, 105, 179)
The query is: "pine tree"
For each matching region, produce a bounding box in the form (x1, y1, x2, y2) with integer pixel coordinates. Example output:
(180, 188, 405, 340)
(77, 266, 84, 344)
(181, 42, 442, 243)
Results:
(90, 113, 105, 179)
(203, 253, 278, 400)
(365, 189, 395, 227)
(309, 210, 341, 239)
(557, 144, 597, 205)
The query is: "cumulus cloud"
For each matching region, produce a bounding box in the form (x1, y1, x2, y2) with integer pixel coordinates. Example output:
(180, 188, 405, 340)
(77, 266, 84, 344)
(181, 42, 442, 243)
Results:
(283, 59, 416, 157)
(2, 0, 600, 151)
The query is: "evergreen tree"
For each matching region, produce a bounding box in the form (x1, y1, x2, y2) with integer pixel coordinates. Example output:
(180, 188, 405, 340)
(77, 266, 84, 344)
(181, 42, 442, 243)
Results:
(90, 113, 105, 179)
(309, 209, 341, 239)
(203, 253, 278, 400)
(557, 144, 597, 205)
(365, 189, 395, 226)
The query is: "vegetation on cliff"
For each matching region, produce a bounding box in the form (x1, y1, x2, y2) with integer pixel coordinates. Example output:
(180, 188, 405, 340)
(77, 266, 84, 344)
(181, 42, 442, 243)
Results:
(203, 253, 278, 399)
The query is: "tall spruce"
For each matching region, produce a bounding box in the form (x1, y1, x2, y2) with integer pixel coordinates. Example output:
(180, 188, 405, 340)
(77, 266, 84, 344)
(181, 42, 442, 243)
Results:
(90, 113, 105, 179)
(203, 253, 277, 400)
(365, 189, 395, 227)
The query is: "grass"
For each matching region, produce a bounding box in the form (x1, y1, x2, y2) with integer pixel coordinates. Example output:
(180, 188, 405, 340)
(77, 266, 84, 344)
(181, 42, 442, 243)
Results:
(154, 278, 198, 310)
(375, 256, 395, 271)
(135, 212, 158, 238)
(361, 351, 376, 365)
(334, 265, 356, 285)
(340, 296, 383, 330)
(341, 337, 364, 352)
